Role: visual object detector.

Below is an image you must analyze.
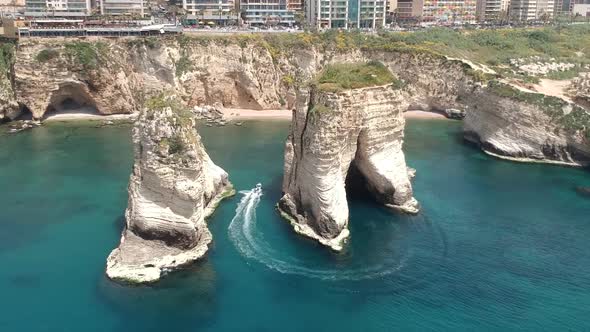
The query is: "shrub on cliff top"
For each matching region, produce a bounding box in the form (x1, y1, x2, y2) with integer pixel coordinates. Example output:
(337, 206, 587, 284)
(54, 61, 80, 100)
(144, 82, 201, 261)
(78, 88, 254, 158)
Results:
(315, 61, 399, 92)
(36, 48, 60, 63)
(64, 41, 106, 69)
(0, 43, 14, 72)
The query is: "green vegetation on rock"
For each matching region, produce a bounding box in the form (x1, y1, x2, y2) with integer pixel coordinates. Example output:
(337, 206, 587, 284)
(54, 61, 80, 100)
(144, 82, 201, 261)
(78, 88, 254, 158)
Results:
(175, 55, 193, 77)
(315, 61, 400, 92)
(64, 41, 107, 69)
(0, 43, 14, 72)
(145, 93, 194, 126)
(488, 80, 590, 138)
(36, 48, 60, 63)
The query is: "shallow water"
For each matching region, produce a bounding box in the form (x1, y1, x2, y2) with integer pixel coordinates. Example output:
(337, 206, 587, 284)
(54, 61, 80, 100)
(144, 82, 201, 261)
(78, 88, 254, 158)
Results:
(1, 119, 589, 331)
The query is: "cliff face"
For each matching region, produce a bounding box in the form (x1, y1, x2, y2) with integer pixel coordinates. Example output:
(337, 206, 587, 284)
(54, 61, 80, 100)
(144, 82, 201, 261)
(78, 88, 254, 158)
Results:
(11, 38, 319, 120)
(279, 84, 418, 251)
(0, 43, 18, 121)
(463, 82, 590, 167)
(6, 36, 589, 166)
(106, 98, 233, 283)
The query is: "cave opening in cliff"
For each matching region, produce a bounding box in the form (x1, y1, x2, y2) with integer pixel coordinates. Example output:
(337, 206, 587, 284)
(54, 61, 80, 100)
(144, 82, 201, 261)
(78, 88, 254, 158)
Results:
(42, 83, 100, 120)
(15, 104, 33, 121)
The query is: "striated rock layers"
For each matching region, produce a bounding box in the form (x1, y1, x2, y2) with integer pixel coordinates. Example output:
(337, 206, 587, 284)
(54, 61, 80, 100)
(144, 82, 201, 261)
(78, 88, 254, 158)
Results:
(4, 37, 588, 167)
(279, 84, 418, 251)
(463, 82, 590, 167)
(106, 99, 233, 283)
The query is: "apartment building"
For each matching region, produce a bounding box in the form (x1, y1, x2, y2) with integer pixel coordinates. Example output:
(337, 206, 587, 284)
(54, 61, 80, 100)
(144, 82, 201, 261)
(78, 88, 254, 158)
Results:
(182, 0, 237, 19)
(99, 0, 146, 16)
(25, 0, 91, 16)
(306, 0, 388, 29)
(510, 0, 555, 21)
(395, 0, 421, 18)
(569, 0, 590, 13)
(240, 0, 295, 26)
(288, 0, 303, 11)
(420, 0, 477, 23)
(572, 2, 590, 15)
(476, 0, 510, 21)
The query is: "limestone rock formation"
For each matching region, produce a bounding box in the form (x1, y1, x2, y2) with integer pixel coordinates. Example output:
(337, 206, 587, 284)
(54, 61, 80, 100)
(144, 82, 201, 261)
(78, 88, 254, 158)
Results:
(11, 38, 313, 120)
(279, 84, 418, 251)
(463, 81, 590, 167)
(6, 37, 589, 168)
(106, 98, 233, 283)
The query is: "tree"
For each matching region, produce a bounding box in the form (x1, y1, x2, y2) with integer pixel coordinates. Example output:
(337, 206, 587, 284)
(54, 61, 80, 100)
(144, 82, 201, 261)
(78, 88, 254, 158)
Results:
(294, 11, 305, 28)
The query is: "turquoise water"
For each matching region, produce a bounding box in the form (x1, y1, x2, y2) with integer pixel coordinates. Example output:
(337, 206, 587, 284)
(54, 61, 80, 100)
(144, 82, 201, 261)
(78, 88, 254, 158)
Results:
(1, 119, 590, 331)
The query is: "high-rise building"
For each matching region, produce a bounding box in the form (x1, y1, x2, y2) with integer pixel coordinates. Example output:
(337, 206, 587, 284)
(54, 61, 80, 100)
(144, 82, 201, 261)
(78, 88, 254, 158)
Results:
(569, 0, 590, 13)
(510, 0, 555, 21)
(420, 0, 477, 23)
(240, 0, 295, 26)
(387, 0, 397, 13)
(25, 0, 91, 16)
(395, 0, 421, 19)
(306, 0, 388, 29)
(182, 0, 239, 24)
(99, 0, 146, 16)
(476, 0, 509, 21)
(288, 0, 303, 12)
(182, 0, 236, 18)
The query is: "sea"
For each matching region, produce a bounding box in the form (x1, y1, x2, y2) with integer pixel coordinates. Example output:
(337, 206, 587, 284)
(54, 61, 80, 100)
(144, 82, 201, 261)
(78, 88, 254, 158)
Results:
(1, 119, 589, 331)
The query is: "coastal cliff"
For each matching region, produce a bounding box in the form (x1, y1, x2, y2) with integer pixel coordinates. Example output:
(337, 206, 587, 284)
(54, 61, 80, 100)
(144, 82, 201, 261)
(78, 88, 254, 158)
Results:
(2, 32, 588, 167)
(106, 96, 233, 283)
(279, 62, 418, 251)
(464, 81, 590, 167)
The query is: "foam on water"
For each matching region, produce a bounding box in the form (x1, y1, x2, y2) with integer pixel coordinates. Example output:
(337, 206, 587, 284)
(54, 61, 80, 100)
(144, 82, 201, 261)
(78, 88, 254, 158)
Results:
(228, 185, 410, 281)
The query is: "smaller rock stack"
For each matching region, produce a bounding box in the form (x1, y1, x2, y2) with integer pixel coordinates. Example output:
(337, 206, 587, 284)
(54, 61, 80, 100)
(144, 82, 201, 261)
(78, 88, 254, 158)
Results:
(106, 96, 233, 284)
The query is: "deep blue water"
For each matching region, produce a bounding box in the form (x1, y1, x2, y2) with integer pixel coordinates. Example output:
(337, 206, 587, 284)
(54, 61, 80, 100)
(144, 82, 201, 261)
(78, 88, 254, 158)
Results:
(1, 119, 589, 331)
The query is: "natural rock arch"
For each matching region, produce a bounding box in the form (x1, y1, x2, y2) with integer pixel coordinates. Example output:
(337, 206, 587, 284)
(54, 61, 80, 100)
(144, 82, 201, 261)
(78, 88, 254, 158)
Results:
(279, 84, 419, 251)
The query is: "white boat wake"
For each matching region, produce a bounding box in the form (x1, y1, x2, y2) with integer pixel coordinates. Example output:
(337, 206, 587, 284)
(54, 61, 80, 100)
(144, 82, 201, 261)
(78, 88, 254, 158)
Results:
(228, 184, 407, 281)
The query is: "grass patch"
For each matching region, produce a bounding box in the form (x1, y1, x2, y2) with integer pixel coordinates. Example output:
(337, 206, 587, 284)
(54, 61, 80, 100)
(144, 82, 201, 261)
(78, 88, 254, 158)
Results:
(488, 80, 590, 137)
(0, 43, 14, 73)
(64, 41, 106, 69)
(36, 48, 60, 62)
(315, 61, 398, 92)
(175, 54, 193, 77)
(145, 93, 194, 126)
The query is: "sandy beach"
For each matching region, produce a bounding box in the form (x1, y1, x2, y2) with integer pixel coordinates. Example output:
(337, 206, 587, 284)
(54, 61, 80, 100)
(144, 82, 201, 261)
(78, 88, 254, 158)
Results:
(40, 109, 448, 122)
(221, 108, 292, 120)
(43, 113, 138, 122)
(404, 110, 448, 119)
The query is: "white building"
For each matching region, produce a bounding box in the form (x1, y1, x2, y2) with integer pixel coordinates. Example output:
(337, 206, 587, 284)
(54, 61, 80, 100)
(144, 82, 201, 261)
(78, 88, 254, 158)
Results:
(99, 0, 146, 16)
(572, 3, 590, 16)
(306, 0, 388, 29)
(25, 0, 91, 16)
(510, 0, 555, 21)
(240, 0, 295, 26)
(476, 0, 510, 22)
(182, 0, 235, 17)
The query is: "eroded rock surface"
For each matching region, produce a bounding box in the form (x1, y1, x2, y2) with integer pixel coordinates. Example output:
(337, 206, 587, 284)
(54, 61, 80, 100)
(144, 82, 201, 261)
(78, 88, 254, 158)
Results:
(6, 37, 589, 167)
(463, 82, 590, 167)
(106, 98, 233, 283)
(279, 84, 418, 251)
